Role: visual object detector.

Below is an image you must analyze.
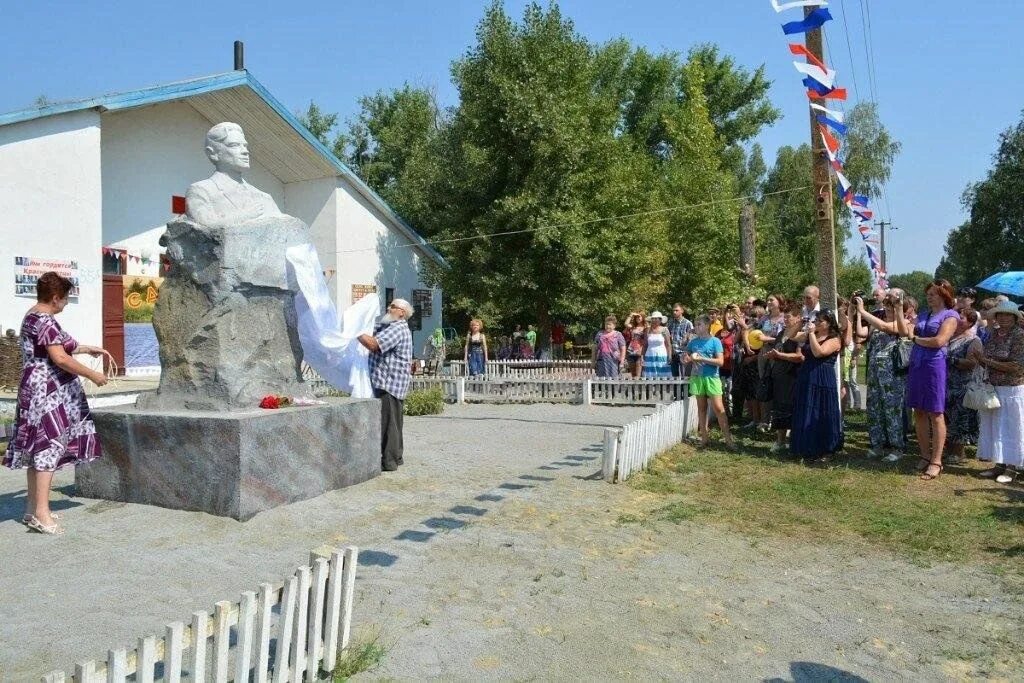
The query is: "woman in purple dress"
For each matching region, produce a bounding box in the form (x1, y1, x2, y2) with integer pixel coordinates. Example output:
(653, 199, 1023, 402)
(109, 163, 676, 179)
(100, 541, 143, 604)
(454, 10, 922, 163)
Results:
(895, 280, 960, 480)
(3, 273, 108, 534)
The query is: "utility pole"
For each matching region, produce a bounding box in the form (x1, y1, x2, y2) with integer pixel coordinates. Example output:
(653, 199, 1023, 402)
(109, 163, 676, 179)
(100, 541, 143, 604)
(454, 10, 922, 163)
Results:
(874, 220, 894, 274)
(804, 7, 838, 311)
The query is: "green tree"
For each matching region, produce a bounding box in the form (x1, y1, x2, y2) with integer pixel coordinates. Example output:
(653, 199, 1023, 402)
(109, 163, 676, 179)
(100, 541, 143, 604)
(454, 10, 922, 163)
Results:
(297, 101, 339, 149)
(423, 2, 672, 343)
(660, 62, 746, 309)
(938, 110, 1024, 287)
(887, 270, 934, 304)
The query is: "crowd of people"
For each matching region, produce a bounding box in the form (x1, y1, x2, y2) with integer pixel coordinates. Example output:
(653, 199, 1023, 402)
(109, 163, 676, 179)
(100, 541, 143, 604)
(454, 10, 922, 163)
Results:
(588, 280, 1024, 483)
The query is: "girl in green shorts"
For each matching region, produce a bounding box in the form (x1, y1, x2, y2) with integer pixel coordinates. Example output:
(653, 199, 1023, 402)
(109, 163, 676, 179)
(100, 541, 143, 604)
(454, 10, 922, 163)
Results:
(685, 315, 737, 450)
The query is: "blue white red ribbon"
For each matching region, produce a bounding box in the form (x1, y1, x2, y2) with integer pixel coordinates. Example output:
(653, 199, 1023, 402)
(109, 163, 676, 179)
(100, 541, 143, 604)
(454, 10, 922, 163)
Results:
(771, 0, 890, 286)
(781, 8, 833, 35)
(771, 0, 828, 12)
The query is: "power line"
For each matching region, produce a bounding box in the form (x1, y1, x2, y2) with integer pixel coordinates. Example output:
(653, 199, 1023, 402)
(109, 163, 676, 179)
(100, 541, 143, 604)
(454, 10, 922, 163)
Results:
(335, 186, 811, 254)
(858, 0, 880, 103)
(838, 0, 862, 103)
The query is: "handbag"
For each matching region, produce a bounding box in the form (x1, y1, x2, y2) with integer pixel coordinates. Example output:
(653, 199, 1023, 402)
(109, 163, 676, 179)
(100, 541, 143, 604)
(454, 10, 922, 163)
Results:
(963, 368, 1000, 411)
(890, 338, 912, 375)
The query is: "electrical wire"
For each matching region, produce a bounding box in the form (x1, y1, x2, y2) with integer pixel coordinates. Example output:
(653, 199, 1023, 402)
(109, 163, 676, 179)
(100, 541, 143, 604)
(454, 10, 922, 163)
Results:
(837, 0, 862, 103)
(335, 186, 810, 254)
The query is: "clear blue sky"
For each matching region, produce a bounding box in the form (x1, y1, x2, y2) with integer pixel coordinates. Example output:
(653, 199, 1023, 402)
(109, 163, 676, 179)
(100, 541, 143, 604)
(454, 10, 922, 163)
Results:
(3, 0, 1021, 277)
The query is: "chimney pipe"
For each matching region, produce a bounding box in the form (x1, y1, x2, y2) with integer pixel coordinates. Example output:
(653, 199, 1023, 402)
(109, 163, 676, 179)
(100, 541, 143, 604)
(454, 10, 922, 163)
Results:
(234, 41, 244, 70)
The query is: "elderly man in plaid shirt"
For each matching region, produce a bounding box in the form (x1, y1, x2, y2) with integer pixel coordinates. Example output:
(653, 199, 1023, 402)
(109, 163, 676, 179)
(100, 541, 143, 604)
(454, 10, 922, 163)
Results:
(358, 299, 415, 471)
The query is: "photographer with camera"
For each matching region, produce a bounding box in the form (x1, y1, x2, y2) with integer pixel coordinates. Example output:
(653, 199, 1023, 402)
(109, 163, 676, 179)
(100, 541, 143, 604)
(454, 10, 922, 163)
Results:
(894, 279, 960, 481)
(852, 289, 909, 463)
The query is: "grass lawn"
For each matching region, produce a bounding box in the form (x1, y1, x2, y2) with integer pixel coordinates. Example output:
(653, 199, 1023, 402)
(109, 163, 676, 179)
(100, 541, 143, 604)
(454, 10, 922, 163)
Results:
(623, 411, 1024, 584)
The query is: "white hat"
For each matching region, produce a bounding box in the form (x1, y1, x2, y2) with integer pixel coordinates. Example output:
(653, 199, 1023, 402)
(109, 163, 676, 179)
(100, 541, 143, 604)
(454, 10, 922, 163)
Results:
(648, 311, 666, 322)
(991, 300, 1023, 319)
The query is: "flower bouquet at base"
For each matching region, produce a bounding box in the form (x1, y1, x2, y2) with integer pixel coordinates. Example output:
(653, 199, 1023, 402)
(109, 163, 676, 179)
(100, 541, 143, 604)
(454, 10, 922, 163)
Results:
(258, 395, 327, 409)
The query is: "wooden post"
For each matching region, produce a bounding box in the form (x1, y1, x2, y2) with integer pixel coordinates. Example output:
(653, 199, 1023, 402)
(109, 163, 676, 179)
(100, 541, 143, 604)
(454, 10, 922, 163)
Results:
(137, 636, 156, 683)
(165, 623, 184, 683)
(456, 377, 466, 404)
(805, 7, 838, 311)
(254, 584, 274, 683)
(190, 611, 208, 683)
(739, 204, 757, 281)
(602, 428, 618, 482)
(582, 378, 592, 406)
(236, 591, 257, 683)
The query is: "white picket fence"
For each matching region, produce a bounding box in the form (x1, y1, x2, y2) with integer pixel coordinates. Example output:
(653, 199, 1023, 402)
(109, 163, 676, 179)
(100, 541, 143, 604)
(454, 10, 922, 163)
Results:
(42, 547, 359, 683)
(408, 376, 688, 406)
(449, 359, 593, 378)
(602, 400, 696, 483)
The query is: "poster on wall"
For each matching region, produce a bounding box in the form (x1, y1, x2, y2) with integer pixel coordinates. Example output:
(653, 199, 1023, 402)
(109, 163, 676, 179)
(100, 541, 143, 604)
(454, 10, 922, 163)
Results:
(122, 275, 163, 322)
(14, 257, 80, 298)
(122, 275, 163, 369)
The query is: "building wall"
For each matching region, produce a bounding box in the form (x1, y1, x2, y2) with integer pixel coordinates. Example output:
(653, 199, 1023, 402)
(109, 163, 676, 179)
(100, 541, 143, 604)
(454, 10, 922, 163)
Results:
(334, 178, 442, 354)
(284, 176, 338, 300)
(100, 101, 285, 275)
(0, 110, 103, 347)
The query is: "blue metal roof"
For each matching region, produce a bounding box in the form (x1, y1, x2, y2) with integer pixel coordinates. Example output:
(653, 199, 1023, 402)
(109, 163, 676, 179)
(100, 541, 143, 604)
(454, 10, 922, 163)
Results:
(0, 71, 446, 267)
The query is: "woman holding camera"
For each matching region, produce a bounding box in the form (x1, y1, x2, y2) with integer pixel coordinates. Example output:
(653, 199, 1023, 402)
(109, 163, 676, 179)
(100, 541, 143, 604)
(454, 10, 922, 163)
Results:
(854, 291, 908, 462)
(894, 280, 960, 480)
(789, 309, 844, 462)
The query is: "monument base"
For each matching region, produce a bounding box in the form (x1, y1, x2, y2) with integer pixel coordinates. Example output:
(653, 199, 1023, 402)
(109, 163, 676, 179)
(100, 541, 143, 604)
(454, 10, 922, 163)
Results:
(76, 397, 381, 521)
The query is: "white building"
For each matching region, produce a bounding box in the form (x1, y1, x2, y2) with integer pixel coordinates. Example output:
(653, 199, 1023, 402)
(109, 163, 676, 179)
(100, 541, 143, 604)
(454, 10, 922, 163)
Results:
(0, 70, 444, 369)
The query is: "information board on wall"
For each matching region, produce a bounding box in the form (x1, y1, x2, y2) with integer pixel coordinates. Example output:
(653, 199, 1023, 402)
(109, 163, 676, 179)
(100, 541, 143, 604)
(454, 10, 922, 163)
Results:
(14, 257, 80, 298)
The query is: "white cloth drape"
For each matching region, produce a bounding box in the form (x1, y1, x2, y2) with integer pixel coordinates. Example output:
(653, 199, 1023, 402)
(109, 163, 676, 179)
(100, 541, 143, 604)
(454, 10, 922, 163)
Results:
(285, 243, 379, 398)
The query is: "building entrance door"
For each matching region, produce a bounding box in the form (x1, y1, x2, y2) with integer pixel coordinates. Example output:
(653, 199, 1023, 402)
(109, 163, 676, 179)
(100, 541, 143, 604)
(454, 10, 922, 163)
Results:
(102, 275, 125, 375)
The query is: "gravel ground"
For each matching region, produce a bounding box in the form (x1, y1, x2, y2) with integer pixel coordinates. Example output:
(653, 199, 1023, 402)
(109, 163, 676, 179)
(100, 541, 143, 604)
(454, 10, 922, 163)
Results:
(2, 403, 1021, 681)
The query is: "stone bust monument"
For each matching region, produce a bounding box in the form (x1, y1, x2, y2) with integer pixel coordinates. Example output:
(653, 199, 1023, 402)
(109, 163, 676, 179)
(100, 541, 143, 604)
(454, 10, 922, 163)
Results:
(140, 122, 313, 411)
(185, 122, 282, 228)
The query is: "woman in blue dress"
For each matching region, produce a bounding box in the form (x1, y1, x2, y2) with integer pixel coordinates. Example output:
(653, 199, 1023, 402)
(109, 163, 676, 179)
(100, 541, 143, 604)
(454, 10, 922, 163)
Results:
(463, 319, 488, 376)
(789, 309, 844, 462)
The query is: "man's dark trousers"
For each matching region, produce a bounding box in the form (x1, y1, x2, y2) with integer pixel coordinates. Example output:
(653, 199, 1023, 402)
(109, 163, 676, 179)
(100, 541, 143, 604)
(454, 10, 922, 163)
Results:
(375, 389, 404, 471)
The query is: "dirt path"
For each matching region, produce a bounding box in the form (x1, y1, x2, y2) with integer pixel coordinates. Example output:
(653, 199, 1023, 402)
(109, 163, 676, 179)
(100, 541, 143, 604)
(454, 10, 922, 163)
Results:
(1, 404, 1020, 681)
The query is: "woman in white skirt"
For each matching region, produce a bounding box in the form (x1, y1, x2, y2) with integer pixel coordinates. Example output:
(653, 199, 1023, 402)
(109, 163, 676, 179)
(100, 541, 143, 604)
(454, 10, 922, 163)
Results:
(970, 300, 1024, 484)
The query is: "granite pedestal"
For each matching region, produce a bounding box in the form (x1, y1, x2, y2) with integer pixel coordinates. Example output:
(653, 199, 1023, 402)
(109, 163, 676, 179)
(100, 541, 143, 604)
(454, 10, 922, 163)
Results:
(76, 397, 381, 521)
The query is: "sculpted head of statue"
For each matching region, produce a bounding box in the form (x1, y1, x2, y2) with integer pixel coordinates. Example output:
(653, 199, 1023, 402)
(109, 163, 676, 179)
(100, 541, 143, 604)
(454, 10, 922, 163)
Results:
(205, 123, 250, 174)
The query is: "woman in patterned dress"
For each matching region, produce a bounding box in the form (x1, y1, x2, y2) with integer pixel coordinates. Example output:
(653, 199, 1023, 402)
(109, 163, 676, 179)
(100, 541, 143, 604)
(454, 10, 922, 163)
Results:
(3, 273, 108, 534)
(971, 301, 1024, 484)
(854, 292, 908, 463)
(642, 312, 672, 378)
(944, 309, 982, 465)
(463, 319, 488, 376)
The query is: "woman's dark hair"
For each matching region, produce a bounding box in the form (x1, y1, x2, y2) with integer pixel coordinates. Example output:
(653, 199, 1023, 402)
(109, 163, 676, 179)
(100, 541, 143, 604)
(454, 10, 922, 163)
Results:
(961, 308, 979, 326)
(814, 308, 842, 337)
(925, 279, 956, 309)
(36, 272, 74, 302)
(785, 303, 803, 317)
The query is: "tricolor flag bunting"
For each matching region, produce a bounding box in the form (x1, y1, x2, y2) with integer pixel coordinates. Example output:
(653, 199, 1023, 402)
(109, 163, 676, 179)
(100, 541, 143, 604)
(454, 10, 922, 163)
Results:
(771, 0, 828, 12)
(816, 113, 848, 135)
(782, 8, 833, 35)
(809, 102, 844, 122)
(789, 43, 829, 72)
(794, 62, 837, 89)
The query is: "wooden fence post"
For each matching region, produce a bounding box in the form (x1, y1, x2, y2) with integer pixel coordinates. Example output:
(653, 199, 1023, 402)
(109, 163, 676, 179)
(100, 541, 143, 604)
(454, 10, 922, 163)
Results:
(456, 377, 466, 404)
(602, 427, 618, 482)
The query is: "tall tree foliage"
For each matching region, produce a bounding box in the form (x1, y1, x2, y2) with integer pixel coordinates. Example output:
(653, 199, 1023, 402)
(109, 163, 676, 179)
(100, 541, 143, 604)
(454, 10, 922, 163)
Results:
(753, 103, 900, 300)
(938, 110, 1024, 286)
(301, 3, 789, 330)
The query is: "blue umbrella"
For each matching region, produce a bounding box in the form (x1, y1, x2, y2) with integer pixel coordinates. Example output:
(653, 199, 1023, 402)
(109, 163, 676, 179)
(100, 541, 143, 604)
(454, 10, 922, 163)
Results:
(976, 271, 1024, 297)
